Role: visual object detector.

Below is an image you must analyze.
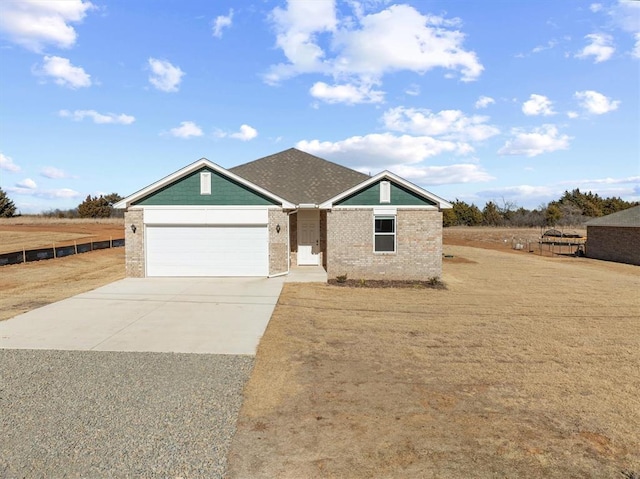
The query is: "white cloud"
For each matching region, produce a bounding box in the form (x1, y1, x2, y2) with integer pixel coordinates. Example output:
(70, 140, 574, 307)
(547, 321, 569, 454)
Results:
(522, 94, 555, 116)
(476, 185, 556, 202)
(16, 178, 37, 189)
(498, 125, 572, 157)
(266, 3, 483, 103)
(148, 58, 184, 92)
(382, 107, 500, 142)
(531, 39, 558, 54)
(576, 33, 615, 62)
(59, 109, 135, 124)
(405, 84, 420, 96)
(390, 163, 495, 185)
(474, 96, 495, 109)
(230, 124, 258, 141)
(169, 121, 203, 139)
(310, 81, 384, 104)
(0, 0, 93, 52)
(213, 9, 233, 38)
(574, 90, 620, 114)
(40, 166, 69, 179)
(567, 111, 579, 119)
(633, 33, 640, 58)
(36, 55, 91, 89)
(297, 133, 467, 169)
(608, 0, 640, 33)
(7, 186, 81, 199)
(590, 3, 603, 13)
(0, 152, 20, 172)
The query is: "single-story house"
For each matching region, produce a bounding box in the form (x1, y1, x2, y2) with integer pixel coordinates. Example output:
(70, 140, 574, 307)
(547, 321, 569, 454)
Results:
(114, 148, 452, 280)
(585, 205, 640, 266)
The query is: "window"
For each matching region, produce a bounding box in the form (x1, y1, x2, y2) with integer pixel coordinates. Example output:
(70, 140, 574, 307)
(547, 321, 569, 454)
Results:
(374, 216, 395, 252)
(380, 181, 391, 203)
(200, 172, 211, 195)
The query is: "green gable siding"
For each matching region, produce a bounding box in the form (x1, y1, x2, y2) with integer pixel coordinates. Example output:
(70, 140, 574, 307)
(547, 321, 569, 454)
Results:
(133, 168, 279, 206)
(336, 181, 437, 206)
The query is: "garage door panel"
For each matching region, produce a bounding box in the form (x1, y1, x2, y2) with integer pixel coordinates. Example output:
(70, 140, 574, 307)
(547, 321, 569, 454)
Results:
(146, 226, 268, 277)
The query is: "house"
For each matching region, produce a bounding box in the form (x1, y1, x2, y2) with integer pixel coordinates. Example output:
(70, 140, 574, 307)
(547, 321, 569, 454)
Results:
(114, 148, 452, 280)
(585, 205, 640, 266)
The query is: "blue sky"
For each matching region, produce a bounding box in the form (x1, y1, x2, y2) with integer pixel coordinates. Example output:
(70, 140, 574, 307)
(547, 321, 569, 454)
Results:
(0, 0, 638, 214)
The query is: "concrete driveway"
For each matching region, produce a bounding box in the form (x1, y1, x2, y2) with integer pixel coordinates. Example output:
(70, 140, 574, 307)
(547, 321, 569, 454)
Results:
(0, 277, 285, 355)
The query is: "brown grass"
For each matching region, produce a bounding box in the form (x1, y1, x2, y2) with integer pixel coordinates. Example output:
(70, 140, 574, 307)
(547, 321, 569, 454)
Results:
(0, 218, 124, 253)
(227, 245, 640, 478)
(0, 248, 125, 321)
(0, 219, 125, 320)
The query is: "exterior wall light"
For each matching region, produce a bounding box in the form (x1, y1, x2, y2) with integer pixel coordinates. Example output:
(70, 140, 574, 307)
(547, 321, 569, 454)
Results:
(130, 224, 137, 233)
(276, 224, 281, 234)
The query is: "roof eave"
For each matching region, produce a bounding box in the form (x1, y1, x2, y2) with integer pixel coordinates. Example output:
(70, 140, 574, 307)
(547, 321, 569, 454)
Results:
(319, 170, 453, 209)
(114, 158, 294, 209)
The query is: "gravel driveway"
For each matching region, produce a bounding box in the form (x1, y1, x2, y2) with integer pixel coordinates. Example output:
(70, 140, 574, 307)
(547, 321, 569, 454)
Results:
(1, 349, 252, 478)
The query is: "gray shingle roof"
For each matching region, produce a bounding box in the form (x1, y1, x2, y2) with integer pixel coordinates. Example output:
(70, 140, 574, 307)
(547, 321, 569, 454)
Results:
(585, 205, 640, 227)
(229, 148, 369, 205)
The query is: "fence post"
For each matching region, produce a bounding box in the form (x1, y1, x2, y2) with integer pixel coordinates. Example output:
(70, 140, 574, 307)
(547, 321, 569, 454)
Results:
(22, 246, 26, 264)
(53, 242, 56, 259)
(74, 240, 78, 255)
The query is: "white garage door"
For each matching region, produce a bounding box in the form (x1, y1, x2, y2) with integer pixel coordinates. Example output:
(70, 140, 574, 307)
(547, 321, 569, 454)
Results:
(146, 226, 268, 277)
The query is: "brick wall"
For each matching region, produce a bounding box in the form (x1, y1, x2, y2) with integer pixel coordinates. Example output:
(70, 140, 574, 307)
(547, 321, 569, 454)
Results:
(586, 226, 640, 265)
(269, 209, 289, 275)
(124, 209, 145, 277)
(326, 209, 443, 280)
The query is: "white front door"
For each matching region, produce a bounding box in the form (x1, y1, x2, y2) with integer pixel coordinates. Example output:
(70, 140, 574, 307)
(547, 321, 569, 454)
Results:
(297, 210, 320, 265)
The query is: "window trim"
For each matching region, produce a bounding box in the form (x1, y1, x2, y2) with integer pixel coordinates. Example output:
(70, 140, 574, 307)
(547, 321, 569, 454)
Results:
(373, 215, 396, 253)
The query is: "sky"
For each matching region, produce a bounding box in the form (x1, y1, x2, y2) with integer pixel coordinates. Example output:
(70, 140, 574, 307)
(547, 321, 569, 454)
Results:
(0, 0, 638, 214)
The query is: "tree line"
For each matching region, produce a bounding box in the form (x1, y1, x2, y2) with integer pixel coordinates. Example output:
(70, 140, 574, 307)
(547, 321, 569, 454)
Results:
(0, 188, 123, 218)
(444, 189, 638, 227)
(1, 186, 637, 225)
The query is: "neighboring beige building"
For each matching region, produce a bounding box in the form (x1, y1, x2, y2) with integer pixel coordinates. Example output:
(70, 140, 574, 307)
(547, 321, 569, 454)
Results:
(585, 205, 640, 266)
(115, 148, 452, 280)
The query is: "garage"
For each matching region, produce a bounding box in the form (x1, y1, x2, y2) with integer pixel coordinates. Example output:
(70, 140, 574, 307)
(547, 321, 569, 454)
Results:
(146, 225, 268, 277)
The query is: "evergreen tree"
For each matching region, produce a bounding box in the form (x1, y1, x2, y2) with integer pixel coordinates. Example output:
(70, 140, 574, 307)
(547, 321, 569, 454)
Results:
(0, 187, 17, 217)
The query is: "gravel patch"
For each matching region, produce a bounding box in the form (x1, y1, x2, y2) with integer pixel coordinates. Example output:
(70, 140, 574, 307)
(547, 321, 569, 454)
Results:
(0, 349, 253, 478)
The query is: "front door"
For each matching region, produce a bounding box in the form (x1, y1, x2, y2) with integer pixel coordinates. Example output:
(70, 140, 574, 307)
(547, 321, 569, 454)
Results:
(297, 210, 320, 265)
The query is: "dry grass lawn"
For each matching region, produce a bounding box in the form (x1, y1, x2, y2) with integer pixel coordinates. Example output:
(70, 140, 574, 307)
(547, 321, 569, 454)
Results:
(0, 218, 125, 321)
(227, 245, 640, 478)
(0, 217, 124, 254)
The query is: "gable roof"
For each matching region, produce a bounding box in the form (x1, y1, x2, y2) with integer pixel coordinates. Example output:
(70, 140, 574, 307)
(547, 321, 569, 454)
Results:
(114, 158, 294, 209)
(585, 205, 640, 227)
(229, 148, 369, 205)
(319, 170, 453, 210)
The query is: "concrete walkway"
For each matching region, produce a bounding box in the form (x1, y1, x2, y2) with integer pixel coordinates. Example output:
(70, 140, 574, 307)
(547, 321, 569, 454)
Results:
(285, 265, 328, 283)
(0, 277, 284, 355)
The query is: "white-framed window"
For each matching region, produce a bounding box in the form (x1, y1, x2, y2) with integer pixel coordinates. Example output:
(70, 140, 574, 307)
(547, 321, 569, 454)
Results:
(200, 171, 212, 195)
(380, 180, 391, 203)
(374, 215, 396, 253)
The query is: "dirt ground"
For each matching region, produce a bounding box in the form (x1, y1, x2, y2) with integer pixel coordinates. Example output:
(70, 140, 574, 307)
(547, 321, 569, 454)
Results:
(0, 217, 124, 254)
(227, 245, 639, 478)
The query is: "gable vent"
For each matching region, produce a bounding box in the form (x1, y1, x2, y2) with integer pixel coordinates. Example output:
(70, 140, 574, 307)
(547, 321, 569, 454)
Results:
(200, 172, 212, 195)
(380, 180, 391, 203)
